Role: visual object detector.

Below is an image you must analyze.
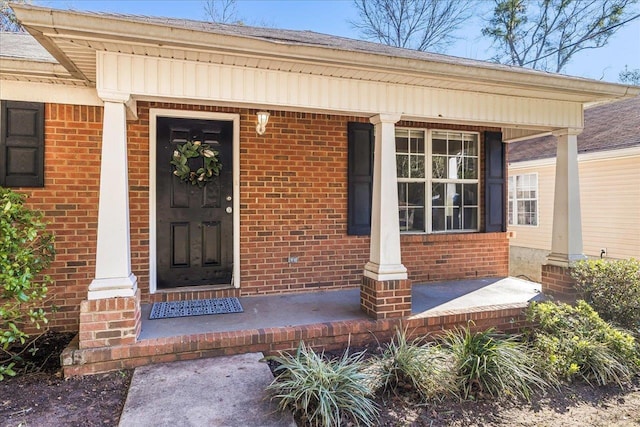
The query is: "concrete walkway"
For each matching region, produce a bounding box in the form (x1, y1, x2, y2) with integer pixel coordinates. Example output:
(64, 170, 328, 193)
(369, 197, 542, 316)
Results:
(118, 353, 295, 427)
(119, 277, 542, 426)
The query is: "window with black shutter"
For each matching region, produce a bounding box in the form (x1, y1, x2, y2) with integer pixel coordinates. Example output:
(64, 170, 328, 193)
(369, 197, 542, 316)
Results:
(347, 122, 374, 235)
(0, 100, 45, 187)
(484, 131, 506, 232)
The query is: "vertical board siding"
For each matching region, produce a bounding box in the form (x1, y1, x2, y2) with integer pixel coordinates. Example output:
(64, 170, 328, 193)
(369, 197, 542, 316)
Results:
(97, 52, 583, 129)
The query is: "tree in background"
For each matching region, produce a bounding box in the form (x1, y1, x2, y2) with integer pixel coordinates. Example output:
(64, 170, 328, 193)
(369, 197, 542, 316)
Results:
(203, 0, 240, 24)
(1, 0, 29, 32)
(619, 66, 640, 85)
(350, 0, 474, 52)
(482, 0, 639, 73)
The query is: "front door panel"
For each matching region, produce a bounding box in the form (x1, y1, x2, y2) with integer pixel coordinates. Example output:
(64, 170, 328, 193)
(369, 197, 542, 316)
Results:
(156, 117, 233, 289)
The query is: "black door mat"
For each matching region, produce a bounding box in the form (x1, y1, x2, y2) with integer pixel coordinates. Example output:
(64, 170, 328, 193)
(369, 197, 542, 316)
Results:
(149, 297, 243, 319)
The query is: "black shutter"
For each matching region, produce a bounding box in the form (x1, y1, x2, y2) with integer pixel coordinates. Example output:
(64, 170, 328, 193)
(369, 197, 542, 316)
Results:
(0, 101, 45, 187)
(347, 122, 374, 235)
(484, 131, 506, 232)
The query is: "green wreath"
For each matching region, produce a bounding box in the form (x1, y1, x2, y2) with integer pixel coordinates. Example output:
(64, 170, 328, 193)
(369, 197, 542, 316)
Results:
(170, 140, 222, 187)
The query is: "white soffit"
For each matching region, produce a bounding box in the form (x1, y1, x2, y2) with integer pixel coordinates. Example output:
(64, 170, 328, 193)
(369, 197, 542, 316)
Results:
(12, 4, 640, 106)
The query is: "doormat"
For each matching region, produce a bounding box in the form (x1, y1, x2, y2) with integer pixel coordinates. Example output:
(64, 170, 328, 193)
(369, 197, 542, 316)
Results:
(149, 297, 243, 319)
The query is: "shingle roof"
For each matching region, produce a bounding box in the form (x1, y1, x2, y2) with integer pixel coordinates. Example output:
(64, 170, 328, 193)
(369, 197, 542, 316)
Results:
(58, 9, 592, 81)
(0, 32, 56, 62)
(508, 96, 640, 163)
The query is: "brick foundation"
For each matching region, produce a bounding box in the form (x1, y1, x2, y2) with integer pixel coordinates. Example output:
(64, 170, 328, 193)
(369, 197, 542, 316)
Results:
(360, 276, 412, 319)
(62, 302, 528, 377)
(541, 264, 577, 301)
(78, 290, 141, 349)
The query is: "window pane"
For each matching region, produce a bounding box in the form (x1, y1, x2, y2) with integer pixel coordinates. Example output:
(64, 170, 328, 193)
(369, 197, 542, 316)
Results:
(407, 208, 424, 232)
(462, 184, 478, 206)
(411, 131, 425, 153)
(396, 129, 409, 153)
(407, 182, 425, 208)
(450, 156, 463, 179)
(463, 207, 478, 230)
(449, 137, 462, 156)
(464, 136, 478, 156)
(398, 182, 408, 205)
(432, 135, 447, 155)
(432, 156, 447, 178)
(432, 207, 445, 231)
(432, 183, 445, 206)
(396, 155, 409, 178)
(411, 155, 425, 178)
(464, 158, 478, 179)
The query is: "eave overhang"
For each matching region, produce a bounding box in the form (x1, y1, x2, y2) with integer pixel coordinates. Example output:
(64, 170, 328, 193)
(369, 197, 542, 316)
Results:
(12, 4, 639, 106)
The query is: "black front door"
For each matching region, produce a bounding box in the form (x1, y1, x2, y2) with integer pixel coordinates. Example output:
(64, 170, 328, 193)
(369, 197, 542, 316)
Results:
(156, 117, 233, 289)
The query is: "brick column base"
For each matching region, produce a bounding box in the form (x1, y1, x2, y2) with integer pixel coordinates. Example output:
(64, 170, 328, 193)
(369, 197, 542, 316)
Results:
(541, 264, 577, 302)
(361, 276, 412, 319)
(78, 289, 141, 349)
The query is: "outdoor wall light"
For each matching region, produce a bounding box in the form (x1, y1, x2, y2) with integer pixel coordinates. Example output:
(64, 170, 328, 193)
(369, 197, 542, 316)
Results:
(256, 111, 270, 135)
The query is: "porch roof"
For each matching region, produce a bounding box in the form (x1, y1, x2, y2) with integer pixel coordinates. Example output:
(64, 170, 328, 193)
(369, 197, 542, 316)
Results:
(11, 4, 639, 106)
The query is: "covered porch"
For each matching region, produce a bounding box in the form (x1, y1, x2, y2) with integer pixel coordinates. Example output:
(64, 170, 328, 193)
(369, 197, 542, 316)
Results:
(62, 277, 542, 376)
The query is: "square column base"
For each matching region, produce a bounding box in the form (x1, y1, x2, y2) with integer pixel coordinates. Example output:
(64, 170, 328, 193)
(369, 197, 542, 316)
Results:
(361, 276, 412, 320)
(541, 264, 577, 302)
(78, 289, 141, 349)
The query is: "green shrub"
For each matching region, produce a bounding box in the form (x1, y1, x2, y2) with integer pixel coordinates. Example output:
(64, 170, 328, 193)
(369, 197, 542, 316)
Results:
(527, 300, 639, 386)
(571, 258, 640, 333)
(374, 328, 454, 401)
(265, 342, 378, 427)
(441, 325, 550, 401)
(1, 188, 55, 379)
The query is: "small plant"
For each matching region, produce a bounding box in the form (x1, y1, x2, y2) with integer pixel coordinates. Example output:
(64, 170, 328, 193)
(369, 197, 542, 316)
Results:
(375, 327, 454, 401)
(571, 258, 640, 333)
(527, 300, 639, 386)
(1, 188, 55, 379)
(265, 341, 378, 427)
(441, 324, 550, 401)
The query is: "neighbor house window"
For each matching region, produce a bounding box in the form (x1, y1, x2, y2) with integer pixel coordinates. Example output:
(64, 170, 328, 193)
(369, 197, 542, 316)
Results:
(396, 129, 479, 233)
(508, 173, 538, 226)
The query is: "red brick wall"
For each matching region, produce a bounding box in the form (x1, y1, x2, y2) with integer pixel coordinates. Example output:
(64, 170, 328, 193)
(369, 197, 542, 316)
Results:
(15, 104, 102, 332)
(16, 101, 508, 331)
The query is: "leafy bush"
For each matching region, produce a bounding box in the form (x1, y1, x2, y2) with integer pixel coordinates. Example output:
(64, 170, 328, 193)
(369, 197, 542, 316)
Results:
(571, 258, 640, 333)
(265, 342, 378, 427)
(441, 325, 550, 401)
(374, 328, 454, 401)
(1, 188, 55, 379)
(527, 300, 639, 386)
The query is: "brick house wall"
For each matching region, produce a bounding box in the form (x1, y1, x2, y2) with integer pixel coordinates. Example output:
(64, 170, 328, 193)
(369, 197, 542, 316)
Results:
(17, 101, 507, 332)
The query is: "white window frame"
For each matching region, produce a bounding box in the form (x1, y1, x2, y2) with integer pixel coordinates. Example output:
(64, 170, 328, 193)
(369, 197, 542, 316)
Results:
(396, 127, 480, 234)
(508, 173, 539, 227)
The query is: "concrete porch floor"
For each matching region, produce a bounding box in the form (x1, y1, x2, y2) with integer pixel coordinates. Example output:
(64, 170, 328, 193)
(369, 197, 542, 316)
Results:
(62, 277, 543, 376)
(139, 277, 543, 340)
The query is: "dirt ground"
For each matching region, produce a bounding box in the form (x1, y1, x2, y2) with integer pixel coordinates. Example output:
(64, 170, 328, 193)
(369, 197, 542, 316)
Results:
(0, 332, 639, 426)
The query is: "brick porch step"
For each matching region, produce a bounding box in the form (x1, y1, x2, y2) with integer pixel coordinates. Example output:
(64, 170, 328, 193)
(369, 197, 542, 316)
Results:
(62, 302, 528, 377)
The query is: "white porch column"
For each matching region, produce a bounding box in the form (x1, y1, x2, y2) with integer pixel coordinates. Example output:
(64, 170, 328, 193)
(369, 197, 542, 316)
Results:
(547, 128, 585, 266)
(88, 95, 138, 299)
(364, 113, 407, 281)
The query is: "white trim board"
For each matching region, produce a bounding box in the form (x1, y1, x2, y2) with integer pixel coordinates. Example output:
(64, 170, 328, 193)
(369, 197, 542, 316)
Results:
(148, 108, 241, 294)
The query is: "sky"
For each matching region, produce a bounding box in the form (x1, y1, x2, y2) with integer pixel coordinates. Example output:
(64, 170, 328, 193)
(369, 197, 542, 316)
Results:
(37, 0, 640, 84)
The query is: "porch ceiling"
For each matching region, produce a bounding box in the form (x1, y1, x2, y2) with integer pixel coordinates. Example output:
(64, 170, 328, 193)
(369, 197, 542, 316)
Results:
(13, 4, 639, 107)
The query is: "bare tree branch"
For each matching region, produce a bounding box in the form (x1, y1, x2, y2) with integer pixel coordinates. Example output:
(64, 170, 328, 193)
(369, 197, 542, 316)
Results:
(203, 0, 240, 24)
(1, 0, 30, 32)
(482, 0, 639, 73)
(350, 0, 475, 53)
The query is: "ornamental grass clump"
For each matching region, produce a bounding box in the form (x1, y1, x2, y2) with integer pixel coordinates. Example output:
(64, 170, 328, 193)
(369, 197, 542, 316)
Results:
(1, 188, 55, 380)
(374, 327, 454, 401)
(441, 325, 550, 401)
(527, 300, 640, 387)
(265, 341, 378, 427)
(571, 258, 640, 334)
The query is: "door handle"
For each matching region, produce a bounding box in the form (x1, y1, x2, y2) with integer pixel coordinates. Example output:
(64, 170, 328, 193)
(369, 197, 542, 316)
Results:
(225, 207, 232, 214)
